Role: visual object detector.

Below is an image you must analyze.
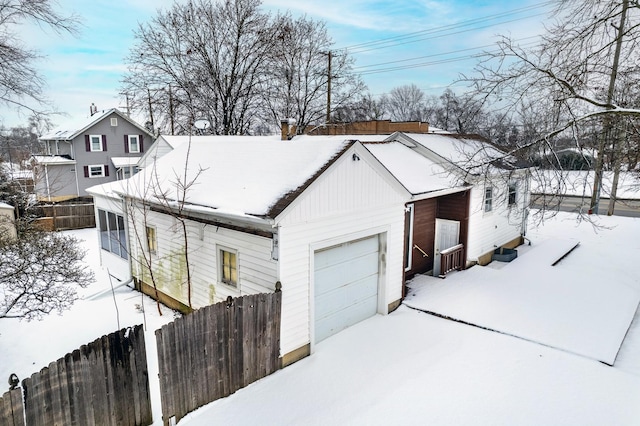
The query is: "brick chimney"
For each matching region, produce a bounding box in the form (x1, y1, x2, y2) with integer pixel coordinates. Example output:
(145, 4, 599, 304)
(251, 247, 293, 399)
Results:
(280, 119, 296, 140)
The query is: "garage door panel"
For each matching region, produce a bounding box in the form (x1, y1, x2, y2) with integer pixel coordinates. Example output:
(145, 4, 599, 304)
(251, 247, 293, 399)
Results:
(314, 235, 380, 343)
(315, 237, 378, 269)
(315, 274, 378, 319)
(315, 251, 379, 296)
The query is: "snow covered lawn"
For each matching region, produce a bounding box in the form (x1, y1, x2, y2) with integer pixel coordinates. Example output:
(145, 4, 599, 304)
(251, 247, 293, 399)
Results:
(1, 212, 639, 425)
(181, 304, 640, 426)
(405, 216, 640, 365)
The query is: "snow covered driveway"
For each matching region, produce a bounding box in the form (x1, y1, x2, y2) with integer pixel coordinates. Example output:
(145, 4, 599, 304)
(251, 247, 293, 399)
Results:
(405, 215, 640, 365)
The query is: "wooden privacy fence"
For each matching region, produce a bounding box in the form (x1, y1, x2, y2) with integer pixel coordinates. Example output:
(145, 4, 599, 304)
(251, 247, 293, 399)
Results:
(0, 387, 24, 426)
(32, 202, 95, 231)
(22, 325, 151, 426)
(156, 291, 282, 425)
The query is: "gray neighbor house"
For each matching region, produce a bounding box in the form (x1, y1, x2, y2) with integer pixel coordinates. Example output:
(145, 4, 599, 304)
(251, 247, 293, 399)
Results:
(32, 108, 154, 202)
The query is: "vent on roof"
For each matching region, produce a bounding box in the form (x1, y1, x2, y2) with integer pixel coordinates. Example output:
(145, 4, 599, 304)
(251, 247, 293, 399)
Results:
(111, 118, 118, 126)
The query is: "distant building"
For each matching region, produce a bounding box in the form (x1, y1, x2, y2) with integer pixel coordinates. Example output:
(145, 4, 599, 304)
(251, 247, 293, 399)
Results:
(32, 108, 154, 202)
(0, 202, 17, 240)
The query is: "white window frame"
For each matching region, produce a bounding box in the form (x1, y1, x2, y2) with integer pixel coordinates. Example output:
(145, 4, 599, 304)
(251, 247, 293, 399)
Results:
(484, 186, 493, 213)
(90, 134, 103, 152)
(218, 246, 238, 288)
(97, 209, 127, 260)
(404, 204, 414, 272)
(508, 181, 518, 206)
(128, 135, 140, 153)
(146, 226, 157, 255)
(88, 164, 105, 178)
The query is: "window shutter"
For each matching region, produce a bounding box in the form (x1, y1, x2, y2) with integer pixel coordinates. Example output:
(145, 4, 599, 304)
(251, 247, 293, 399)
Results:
(139, 135, 144, 152)
(85, 135, 90, 152)
(83, 166, 89, 177)
(124, 135, 129, 153)
(105, 165, 110, 177)
(102, 135, 107, 151)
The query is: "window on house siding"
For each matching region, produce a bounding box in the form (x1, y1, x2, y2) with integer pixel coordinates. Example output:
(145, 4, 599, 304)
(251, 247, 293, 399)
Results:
(97, 209, 127, 260)
(146, 226, 157, 254)
(484, 186, 493, 212)
(508, 181, 517, 206)
(88, 165, 105, 178)
(219, 248, 238, 287)
(90, 135, 103, 151)
(128, 135, 140, 153)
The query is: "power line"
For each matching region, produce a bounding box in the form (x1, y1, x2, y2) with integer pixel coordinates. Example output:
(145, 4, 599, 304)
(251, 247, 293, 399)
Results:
(335, 1, 553, 53)
(355, 38, 541, 76)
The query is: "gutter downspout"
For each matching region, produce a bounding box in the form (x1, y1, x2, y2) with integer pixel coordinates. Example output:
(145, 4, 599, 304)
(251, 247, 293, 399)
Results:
(521, 169, 530, 237)
(44, 164, 51, 202)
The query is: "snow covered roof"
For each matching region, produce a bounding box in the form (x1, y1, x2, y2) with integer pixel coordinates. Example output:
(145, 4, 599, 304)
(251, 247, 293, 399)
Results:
(86, 179, 131, 199)
(397, 133, 521, 173)
(39, 108, 152, 140)
(111, 157, 141, 168)
(31, 155, 76, 165)
(363, 142, 465, 196)
(119, 136, 353, 218)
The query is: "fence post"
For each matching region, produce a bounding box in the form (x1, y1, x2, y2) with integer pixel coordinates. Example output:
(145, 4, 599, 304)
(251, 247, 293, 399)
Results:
(0, 386, 26, 426)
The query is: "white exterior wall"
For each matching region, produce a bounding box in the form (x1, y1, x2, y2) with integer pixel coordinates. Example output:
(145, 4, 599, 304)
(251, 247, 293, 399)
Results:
(276, 146, 406, 356)
(0, 204, 17, 240)
(128, 202, 277, 309)
(466, 173, 529, 261)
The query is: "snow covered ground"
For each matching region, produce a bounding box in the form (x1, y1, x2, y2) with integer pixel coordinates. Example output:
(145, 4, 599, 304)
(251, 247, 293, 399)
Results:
(405, 227, 639, 365)
(1, 212, 639, 425)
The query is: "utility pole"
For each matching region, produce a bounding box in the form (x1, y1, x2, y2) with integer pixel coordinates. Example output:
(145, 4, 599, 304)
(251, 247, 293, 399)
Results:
(168, 84, 175, 136)
(326, 51, 332, 124)
(605, 0, 629, 216)
(147, 87, 154, 132)
(590, 0, 628, 214)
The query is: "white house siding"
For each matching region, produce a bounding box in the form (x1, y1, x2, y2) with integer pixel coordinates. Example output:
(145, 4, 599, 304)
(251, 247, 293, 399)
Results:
(128, 203, 277, 309)
(466, 175, 529, 262)
(276, 148, 406, 356)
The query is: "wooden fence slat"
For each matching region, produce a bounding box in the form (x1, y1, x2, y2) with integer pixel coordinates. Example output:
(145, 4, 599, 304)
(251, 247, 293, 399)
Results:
(205, 304, 220, 403)
(156, 292, 282, 423)
(20, 327, 150, 426)
(0, 388, 25, 426)
(155, 327, 170, 426)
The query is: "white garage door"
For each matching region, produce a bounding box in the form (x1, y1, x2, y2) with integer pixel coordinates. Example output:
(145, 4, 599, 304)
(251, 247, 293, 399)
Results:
(314, 235, 379, 343)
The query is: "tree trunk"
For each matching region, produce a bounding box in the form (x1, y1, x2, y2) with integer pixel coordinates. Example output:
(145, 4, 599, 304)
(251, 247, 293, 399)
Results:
(590, 0, 628, 213)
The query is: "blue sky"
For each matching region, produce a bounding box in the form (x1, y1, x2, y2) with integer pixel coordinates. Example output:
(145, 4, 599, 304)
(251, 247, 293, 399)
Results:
(0, 0, 553, 129)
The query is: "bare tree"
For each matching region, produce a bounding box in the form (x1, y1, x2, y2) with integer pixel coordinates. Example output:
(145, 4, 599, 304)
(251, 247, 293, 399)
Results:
(331, 93, 387, 123)
(261, 12, 364, 133)
(382, 84, 427, 122)
(0, 0, 78, 115)
(123, 0, 272, 135)
(463, 0, 640, 215)
(0, 221, 94, 320)
(123, 0, 363, 135)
